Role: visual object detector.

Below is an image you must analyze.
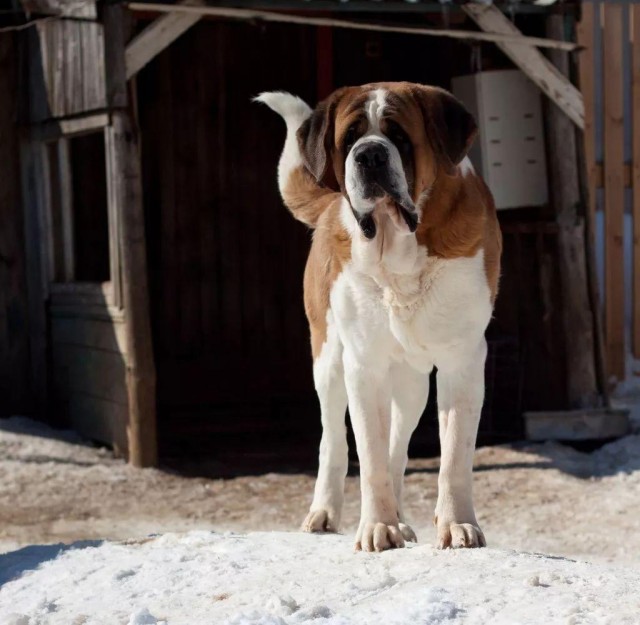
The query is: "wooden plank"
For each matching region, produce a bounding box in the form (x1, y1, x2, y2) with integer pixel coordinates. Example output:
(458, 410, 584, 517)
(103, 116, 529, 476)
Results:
(0, 33, 31, 415)
(127, 2, 580, 51)
(28, 19, 107, 122)
(633, 4, 640, 358)
(19, 140, 50, 416)
(594, 163, 632, 188)
(51, 316, 127, 354)
(524, 408, 630, 441)
(29, 112, 110, 142)
(577, 2, 597, 227)
(125, 0, 203, 79)
(56, 139, 75, 281)
(603, 3, 626, 381)
(52, 343, 128, 404)
(462, 2, 584, 129)
(544, 14, 599, 407)
(104, 3, 158, 467)
(67, 394, 129, 457)
(21, 0, 97, 19)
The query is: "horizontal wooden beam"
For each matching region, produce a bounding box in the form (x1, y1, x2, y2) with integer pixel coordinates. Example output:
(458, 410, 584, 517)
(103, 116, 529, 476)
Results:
(524, 408, 630, 441)
(29, 112, 110, 141)
(594, 163, 632, 189)
(126, 2, 580, 51)
(126, 1, 203, 79)
(462, 3, 584, 129)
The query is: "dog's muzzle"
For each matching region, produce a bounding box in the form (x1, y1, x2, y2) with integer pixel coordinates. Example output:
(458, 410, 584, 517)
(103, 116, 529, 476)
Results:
(351, 143, 418, 240)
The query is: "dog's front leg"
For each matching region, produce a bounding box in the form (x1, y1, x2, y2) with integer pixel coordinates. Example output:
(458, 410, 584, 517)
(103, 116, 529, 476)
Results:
(434, 339, 487, 549)
(344, 352, 404, 552)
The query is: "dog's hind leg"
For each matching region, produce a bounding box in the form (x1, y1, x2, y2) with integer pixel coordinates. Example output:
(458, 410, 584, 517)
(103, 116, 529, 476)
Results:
(302, 314, 348, 534)
(389, 362, 430, 543)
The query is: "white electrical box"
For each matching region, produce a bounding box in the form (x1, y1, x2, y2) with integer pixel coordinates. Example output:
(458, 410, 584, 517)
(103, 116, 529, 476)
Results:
(451, 69, 548, 210)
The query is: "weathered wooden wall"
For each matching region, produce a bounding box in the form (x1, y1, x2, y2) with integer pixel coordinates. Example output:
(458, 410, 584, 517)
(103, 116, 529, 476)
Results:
(0, 33, 31, 416)
(26, 18, 106, 123)
(19, 1, 133, 456)
(138, 20, 319, 460)
(137, 19, 533, 463)
(50, 287, 129, 454)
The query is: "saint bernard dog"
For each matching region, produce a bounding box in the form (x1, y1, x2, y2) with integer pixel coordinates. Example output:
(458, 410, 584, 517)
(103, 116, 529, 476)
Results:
(256, 82, 501, 552)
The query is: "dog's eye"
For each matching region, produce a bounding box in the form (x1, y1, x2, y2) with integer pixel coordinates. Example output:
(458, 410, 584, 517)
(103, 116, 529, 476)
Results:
(386, 121, 411, 154)
(343, 124, 359, 153)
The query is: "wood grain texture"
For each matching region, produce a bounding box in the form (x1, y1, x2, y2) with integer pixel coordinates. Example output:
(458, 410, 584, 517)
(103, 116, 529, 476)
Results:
(545, 14, 599, 407)
(28, 19, 106, 122)
(603, 3, 626, 381)
(632, 4, 640, 358)
(0, 34, 31, 416)
(125, 1, 202, 79)
(462, 2, 584, 129)
(577, 2, 597, 227)
(105, 4, 158, 467)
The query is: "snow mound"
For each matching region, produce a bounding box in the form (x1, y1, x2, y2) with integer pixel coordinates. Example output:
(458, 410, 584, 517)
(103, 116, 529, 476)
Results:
(1, 532, 639, 625)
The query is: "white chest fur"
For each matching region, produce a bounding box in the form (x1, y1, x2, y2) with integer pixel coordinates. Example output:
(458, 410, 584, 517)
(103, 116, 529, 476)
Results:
(332, 200, 492, 374)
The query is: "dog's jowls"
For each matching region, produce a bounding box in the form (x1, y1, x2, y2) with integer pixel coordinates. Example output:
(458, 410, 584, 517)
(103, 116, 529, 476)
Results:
(256, 83, 502, 552)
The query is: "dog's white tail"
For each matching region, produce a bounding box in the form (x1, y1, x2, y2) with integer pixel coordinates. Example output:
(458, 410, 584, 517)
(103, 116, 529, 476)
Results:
(255, 91, 337, 228)
(254, 92, 312, 193)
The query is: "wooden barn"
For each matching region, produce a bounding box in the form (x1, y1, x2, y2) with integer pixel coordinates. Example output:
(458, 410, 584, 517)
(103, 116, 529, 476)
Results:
(2, 0, 632, 469)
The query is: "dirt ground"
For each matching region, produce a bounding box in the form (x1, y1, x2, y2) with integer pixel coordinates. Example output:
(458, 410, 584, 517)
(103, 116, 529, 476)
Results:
(1, 401, 639, 566)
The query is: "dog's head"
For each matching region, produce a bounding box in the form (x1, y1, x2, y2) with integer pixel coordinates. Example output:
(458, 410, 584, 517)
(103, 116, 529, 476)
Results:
(297, 82, 477, 239)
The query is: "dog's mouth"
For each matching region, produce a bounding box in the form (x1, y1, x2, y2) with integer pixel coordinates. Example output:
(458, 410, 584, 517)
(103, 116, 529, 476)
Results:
(352, 183, 418, 240)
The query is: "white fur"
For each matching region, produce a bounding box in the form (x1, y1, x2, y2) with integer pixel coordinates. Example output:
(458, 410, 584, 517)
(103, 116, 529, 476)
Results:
(345, 90, 414, 220)
(254, 92, 311, 194)
(302, 311, 349, 533)
(459, 156, 475, 177)
(321, 195, 491, 549)
(262, 89, 491, 550)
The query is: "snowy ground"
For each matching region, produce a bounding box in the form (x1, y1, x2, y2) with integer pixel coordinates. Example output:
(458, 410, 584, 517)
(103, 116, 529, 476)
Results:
(2, 531, 640, 625)
(1, 403, 640, 623)
(1, 413, 640, 565)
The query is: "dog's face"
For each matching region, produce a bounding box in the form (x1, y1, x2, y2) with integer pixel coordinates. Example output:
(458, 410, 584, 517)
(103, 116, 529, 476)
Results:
(297, 82, 477, 239)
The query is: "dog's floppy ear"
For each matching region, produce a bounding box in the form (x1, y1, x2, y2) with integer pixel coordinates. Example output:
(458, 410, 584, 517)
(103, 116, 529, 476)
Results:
(297, 91, 341, 191)
(411, 85, 477, 170)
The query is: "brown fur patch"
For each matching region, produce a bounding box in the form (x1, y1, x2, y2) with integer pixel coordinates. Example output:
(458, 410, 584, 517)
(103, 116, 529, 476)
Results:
(281, 82, 502, 357)
(282, 166, 341, 228)
(416, 170, 502, 303)
(303, 199, 351, 359)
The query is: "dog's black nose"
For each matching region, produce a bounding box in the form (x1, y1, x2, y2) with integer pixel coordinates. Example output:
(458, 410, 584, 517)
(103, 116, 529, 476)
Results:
(354, 144, 388, 169)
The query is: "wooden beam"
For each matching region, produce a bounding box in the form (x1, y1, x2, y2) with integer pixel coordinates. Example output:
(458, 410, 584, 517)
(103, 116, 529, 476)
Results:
(0, 33, 31, 415)
(603, 3, 625, 382)
(126, 2, 581, 51)
(594, 163, 631, 189)
(544, 14, 599, 408)
(524, 408, 629, 441)
(29, 112, 110, 142)
(576, 2, 597, 226)
(632, 4, 640, 359)
(104, 4, 158, 467)
(20, 0, 97, 19)
(125, 1, 203, 79)
(462, 3, 584, 129)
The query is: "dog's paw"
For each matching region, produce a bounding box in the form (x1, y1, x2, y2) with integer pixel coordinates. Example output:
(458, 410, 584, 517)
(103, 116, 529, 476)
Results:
(399, 522, 418, 543)
(355, 521, 405, 552)
(301, 509, 339, 534)
(436, 521, 486, 549)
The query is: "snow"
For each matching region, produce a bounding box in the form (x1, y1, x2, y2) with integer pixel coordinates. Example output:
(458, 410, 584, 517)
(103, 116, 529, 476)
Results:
(1, 530, 640, 625)
(3, 416, 640, 565)
(2, 415, 640, 623)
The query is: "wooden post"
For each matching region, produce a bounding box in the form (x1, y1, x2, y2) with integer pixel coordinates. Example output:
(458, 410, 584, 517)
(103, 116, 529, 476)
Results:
(0, 33, 31, 416)
(104, 4, 158, 467)
(545, 14, 600, 408)
(602, 4, 625, 381)
(632, 4, 640, 359)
